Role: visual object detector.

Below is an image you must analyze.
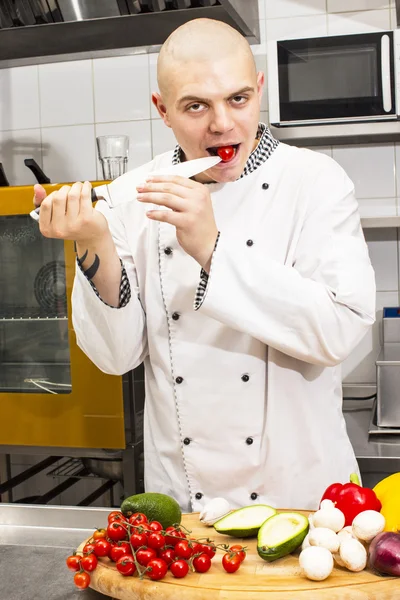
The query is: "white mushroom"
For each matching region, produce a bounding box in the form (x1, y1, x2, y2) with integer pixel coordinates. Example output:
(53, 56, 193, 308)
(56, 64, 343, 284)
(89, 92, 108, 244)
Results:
(337, 526, 354, 544)
(299, 546, 334, 581)
(308, 513, 315, 530)
(309, 527, 340, 553)
(332, 552, 346, 567)
(351, 510, 386, 542)
(199, 497, 230, 526)
(313, 504, 345, 533)
(301, 533, 311, 551)
(339, 538, 367, 572)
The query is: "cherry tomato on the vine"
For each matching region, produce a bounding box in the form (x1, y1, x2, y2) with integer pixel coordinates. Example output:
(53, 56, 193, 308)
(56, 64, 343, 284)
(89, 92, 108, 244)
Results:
(66, 555, 81, 571)
(147, 558, 168, 581)
(93, 538, 111, 558)
(147, 532, 165, 551)
(81, 554, 98, 572)
(193, 553, 212, 573)
(116, 555, 136, 576)
(230, 544, 246, 562)
(108, 511, 126, 523)
(199, 542, 216, 559)
(107, 521, 128, 542)
(222, 552, 242, 573)
(174, 540, 193, 560)
(129, 531, 148, 549)
(128, 512, 148, 526)
(136, 547, 157, 566)
(147, 520, 163, 532)
(92, 528, 107, 540)
(158, 548, 175, 566)
(74, 572, 90, 589)
(110, 543, 131, 563)
(164, 527, 186, 546)
(170, 559, 189, 578)
(82, 542, 96, 555)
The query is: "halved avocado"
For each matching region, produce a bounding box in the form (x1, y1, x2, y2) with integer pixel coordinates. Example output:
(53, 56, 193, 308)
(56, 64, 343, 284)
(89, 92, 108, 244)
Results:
(257, 512, 309, 562)
(213, 505, 277, 538)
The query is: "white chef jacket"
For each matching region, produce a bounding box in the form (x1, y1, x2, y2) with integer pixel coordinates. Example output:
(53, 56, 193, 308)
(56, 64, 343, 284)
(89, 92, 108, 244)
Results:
(72, 140, 376, 513)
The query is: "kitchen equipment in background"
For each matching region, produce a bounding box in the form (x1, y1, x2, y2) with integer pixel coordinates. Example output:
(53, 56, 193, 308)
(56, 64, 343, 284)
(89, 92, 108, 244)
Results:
(268, 30, 400, 127)
(96, 135, 129, 181)
(375, 307, 400, 428)
(0, 164, 10, 187)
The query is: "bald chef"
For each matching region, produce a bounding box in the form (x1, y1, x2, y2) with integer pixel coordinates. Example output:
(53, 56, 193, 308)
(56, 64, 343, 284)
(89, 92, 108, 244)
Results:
(34, 18, 376, 512)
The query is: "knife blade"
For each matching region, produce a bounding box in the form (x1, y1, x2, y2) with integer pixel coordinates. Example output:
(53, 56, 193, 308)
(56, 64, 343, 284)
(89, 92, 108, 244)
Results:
(30, 155, 221, 222)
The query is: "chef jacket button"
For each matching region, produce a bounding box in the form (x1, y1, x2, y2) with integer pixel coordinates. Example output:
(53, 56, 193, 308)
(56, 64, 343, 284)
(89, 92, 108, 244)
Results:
(241, 374, 250, 382)
(164, 247, 173, 256)
(250, 492, 258, 500)
(176, 376, 184, 384)
(246, 239, 254, 247)
(246, 437, 254, 445)
(183, 437, 191, 445)
(195, 492, 203, 500)
(172, 312, 180, 321)
(262, 183, 269, 190)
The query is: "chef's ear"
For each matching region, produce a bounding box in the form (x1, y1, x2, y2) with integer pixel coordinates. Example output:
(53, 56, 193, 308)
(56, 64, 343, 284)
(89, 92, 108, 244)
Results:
(152, 93, 171, 127)
(256, 71, 265, 104)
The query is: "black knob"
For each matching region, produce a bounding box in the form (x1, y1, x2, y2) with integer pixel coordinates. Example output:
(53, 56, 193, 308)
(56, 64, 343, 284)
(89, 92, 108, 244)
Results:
(262, 183, 269, 190)
(241, 374, 250, 382)
(183, 437, 191, 445)
(172, 312, 180, 321)
(176, 376, 184, 384)
(246, 240, 254, 247)
(250, 492, 258, 500)
(246, 437, 254, 445)
(195, 492, 203, 500)
(164, 247, 173, 255)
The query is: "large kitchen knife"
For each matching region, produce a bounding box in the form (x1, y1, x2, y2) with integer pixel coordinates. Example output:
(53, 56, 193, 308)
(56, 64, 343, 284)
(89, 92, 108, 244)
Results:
(30, 155, 221, 222)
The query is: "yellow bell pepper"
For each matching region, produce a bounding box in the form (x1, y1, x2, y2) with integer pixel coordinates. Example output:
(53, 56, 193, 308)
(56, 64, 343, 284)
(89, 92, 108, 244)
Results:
(373, 472, 400, 532)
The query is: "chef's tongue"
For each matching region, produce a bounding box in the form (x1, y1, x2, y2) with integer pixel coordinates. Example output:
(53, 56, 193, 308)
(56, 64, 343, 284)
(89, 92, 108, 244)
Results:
(216, 145, 236, 162)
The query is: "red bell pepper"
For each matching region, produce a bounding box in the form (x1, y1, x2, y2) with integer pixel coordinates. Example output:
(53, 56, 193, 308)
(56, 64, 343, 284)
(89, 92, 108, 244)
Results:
(320, 473, 382, 526)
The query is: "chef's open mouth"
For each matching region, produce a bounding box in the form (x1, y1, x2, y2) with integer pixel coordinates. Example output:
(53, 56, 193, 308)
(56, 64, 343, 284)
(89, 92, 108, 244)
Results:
(206, 143, 240, 158)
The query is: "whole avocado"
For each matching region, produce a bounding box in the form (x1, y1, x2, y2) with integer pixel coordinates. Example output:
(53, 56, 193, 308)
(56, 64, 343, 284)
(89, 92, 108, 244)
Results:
(121, 492, 182, 529)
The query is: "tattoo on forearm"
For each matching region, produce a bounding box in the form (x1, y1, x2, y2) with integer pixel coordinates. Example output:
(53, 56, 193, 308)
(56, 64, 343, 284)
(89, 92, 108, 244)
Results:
(77, 248, 88, 266)
(84, 254, 100, 280)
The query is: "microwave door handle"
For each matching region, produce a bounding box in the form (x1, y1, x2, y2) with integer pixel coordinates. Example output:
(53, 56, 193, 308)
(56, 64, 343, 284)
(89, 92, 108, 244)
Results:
(381, 34, 392, 113)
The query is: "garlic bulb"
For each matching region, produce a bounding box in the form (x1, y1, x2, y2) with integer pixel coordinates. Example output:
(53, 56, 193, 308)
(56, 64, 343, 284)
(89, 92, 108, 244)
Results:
(199, 497, 230, 526)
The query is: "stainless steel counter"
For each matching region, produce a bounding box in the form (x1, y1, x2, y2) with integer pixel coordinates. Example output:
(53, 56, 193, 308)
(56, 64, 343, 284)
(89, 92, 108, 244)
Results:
(343, 399, 400, 474)
(0, 504, 110, 600)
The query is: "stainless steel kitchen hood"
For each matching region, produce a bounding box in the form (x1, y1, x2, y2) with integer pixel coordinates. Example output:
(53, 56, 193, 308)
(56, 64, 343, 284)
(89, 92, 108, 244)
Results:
(0, 0, 259, 68)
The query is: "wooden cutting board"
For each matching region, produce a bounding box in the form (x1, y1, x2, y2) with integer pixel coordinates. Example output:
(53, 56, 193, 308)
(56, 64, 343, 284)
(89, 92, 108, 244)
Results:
(78, 510, 400, 600)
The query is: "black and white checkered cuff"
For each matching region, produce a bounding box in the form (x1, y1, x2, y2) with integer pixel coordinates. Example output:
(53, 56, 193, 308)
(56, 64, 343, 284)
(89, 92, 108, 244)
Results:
(77, 258, 131, 308)
(194, 232, 220, 311)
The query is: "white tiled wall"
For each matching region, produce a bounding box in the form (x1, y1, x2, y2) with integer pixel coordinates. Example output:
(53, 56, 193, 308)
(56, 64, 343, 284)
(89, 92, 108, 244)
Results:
(0, 0, 399, 391)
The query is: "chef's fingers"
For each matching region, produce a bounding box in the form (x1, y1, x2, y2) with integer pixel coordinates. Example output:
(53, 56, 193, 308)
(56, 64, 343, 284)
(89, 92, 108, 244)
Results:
(137, 192, 186, 212)
(51, 185, 73, 224)
(33, 184, 47, 207)
(145, 174, 198, 189)
(78, 181, 93, 216)
(65, 181, 83, 221)
(137, 181, 196, 199)
(146, 209, 183, 227)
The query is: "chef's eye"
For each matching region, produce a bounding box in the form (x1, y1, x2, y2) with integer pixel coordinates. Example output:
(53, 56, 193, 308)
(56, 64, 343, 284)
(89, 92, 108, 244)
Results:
(187, 103, 206, 113)
(231, 95, 248, 105)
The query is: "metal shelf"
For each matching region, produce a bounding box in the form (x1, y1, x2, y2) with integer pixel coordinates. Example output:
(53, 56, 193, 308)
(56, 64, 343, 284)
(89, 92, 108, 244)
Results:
(361, 216, 400, 228)
(47, 458, 98, 480)
(0, 307, 67, 320)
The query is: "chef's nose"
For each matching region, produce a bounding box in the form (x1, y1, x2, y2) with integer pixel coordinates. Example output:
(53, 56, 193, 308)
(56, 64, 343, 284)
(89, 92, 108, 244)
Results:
(209, 105, 234, 135)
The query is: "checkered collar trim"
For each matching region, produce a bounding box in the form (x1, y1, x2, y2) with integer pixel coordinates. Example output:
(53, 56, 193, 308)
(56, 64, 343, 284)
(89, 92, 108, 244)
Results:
(171, 123, 279, 179)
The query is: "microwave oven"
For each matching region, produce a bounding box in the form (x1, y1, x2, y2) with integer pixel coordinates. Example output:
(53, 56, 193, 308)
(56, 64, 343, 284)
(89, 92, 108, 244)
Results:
(267, 30, 400, 127)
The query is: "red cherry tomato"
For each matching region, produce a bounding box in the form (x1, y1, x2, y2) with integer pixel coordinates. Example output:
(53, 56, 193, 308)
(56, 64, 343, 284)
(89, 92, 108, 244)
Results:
(147, 532, 165, 551)
(193, 553, 212, 573)
(230, 544, 246, 562)
(199, 542, 216, 559)
(74, 572, 90, 589)
(116, 555, 136, 576)
(136, 547, 157, 566)
(147, 520, 163, 532)
(82, 542, 96, 555)
(222, 552, 241, 573)
(92, 528, 107, 540)
(170, 559, 189, 578)
(158, 548, 175, 566)
(217, 145, 235, 162)
(174, 540, 193, 560)
(108, 511, 126, 523)
(107, 521, 128, 542)
(66, 555, 81, 571)
(165, 527, 186, 546)
(129, 531, 148, 549)
(128, 512, 148, 526)
(147, 558, 168, 581)
(93, 539, 111, 558)
(81, 554, 98, 573)
(110, 543, 131, 563)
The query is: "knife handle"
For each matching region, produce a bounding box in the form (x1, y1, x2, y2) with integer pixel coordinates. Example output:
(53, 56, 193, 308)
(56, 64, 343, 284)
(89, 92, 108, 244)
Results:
(91, 188, 98, 203)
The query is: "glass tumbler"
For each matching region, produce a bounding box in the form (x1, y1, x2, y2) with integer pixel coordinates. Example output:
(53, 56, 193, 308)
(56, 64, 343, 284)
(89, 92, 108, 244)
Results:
(96, 135, 129, 180)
